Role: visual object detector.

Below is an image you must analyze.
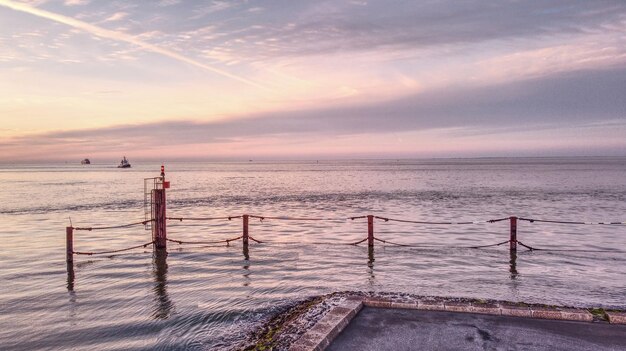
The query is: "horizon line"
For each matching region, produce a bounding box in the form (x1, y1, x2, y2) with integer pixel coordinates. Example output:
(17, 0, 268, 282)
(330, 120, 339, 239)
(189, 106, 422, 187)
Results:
(2, 154, 626, 165)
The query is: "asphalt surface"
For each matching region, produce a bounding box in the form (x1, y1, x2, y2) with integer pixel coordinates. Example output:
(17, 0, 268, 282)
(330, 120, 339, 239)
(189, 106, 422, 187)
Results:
(327, 307, 626, 351)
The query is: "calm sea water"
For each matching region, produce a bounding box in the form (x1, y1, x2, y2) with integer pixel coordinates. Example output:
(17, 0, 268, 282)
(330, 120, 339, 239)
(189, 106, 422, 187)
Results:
(1, 158, 625, 350)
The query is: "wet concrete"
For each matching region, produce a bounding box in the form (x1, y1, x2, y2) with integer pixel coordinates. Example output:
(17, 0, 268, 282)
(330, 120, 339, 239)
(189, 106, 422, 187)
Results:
(327, 307, 626, 351)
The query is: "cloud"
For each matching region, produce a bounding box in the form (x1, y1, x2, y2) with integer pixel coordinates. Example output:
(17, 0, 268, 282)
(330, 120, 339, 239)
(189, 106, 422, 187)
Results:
(190, 1, 237, 18)
(196, 0, 626, 59)
(15, 0, 48, 5)
(63, 0, 89, 6)
(2, 1, 625, 160)
(157, 0, 179, 7)
(102, 11, 128, 23)
(3, 67, 624, 158)
(116, 0, 625, 78)
(0, 0, 268, 89)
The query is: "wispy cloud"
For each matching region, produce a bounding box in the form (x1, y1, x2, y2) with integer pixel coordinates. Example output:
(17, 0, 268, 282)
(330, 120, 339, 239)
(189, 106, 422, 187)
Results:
(157, 0, 179, 7)
(0, 0, 268, 89)
(127, 0, 626, 75)
(16, 0, 48, 5)
(187, 1, 625, 62)
(102, 11, 128, 23)
(190, 1, 237, 19)
(63, 0, 89, 6)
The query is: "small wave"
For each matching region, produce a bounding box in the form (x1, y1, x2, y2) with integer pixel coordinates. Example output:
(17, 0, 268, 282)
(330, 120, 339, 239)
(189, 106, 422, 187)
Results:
(2, 199, 142, 215)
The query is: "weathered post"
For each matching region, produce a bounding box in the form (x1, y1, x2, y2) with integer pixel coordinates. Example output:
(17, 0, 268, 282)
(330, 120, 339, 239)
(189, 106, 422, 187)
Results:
(153, 189, 167, 249)
(66, 226, 74, 263)
(367, 215, 374, 247)
(152, 166, 168, 250)
(242, 214, 249, 246)
(509, 216, 517, 252)
(66, 226, 75, 289)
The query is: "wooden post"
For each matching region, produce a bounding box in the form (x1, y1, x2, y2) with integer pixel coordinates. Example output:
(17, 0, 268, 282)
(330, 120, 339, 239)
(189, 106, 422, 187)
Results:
(153, 189, 167, 249)
(367, 215, 374, 247)
(242, 214, 249, 246)
(66, 226, 73, 263)
(509, 216, 517, 252)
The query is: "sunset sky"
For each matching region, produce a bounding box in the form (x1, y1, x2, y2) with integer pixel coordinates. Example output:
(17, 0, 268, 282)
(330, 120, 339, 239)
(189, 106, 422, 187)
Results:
(1, 0, 625, 162)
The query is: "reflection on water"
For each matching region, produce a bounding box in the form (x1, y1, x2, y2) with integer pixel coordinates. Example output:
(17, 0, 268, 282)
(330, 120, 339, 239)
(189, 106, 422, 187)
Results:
(243, 242, 249, 260)
(367, 246, 375, 267)
(67, 289, 78, 330)
(509, 251, 518, 279)
(152, 249, 173, 320)
(66, 261, 75, 292)
(242, 259, 251, 287)
(367, 246, 375, 285)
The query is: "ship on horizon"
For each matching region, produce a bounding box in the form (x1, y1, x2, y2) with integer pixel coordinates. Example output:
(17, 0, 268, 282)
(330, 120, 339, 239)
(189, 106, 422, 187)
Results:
(117, 156, 131, 168)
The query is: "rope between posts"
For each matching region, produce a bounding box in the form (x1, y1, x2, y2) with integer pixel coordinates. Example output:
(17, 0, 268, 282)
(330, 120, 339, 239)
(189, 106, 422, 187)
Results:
(515, 240, 621, 253)
(486, 217, 511, 223)
(349, 238, 369, 245)
(241, 215, 624, 225)
(236, 237, 369, 246)
(70, 215, 626, 231)
(72, 220, 152, 231)
(374, 216, 493, 225)
(517, 241, 538, 250)
(167, 236, 243, 245)
(167, 236, 264, 245)
(373, 237, 511, 249)
(467, 240, 512, 249)
(67, 213, 625, 257)
(249, 215, 348, 221)
(167, 216, 242, 221)
(73, 241, 154, 255)
(519, 218, 625, 225)
(248, 236, 263, 243)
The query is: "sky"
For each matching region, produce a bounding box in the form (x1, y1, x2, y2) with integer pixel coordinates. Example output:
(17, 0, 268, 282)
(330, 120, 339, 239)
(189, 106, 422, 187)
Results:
(0, 0, 625, 162)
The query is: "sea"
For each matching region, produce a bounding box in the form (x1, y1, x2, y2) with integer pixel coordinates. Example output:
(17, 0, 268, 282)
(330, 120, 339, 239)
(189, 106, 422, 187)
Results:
(1, 157, 625, 350)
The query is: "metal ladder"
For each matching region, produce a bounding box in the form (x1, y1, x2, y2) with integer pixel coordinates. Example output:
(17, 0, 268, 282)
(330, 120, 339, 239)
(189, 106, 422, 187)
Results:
(143, 177, 164, 231)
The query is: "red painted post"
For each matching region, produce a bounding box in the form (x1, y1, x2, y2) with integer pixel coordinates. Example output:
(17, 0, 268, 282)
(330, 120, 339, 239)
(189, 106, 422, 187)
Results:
(509, 216, 517, 252)
(242, 214, 249, 246)
(66, 226, 73, 263)
(367, 215, 374, 247)
(153, 189, 167, 249)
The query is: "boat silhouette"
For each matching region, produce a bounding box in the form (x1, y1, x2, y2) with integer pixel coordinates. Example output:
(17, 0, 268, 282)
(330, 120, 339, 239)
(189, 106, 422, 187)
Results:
(117, 156, 131, 168)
